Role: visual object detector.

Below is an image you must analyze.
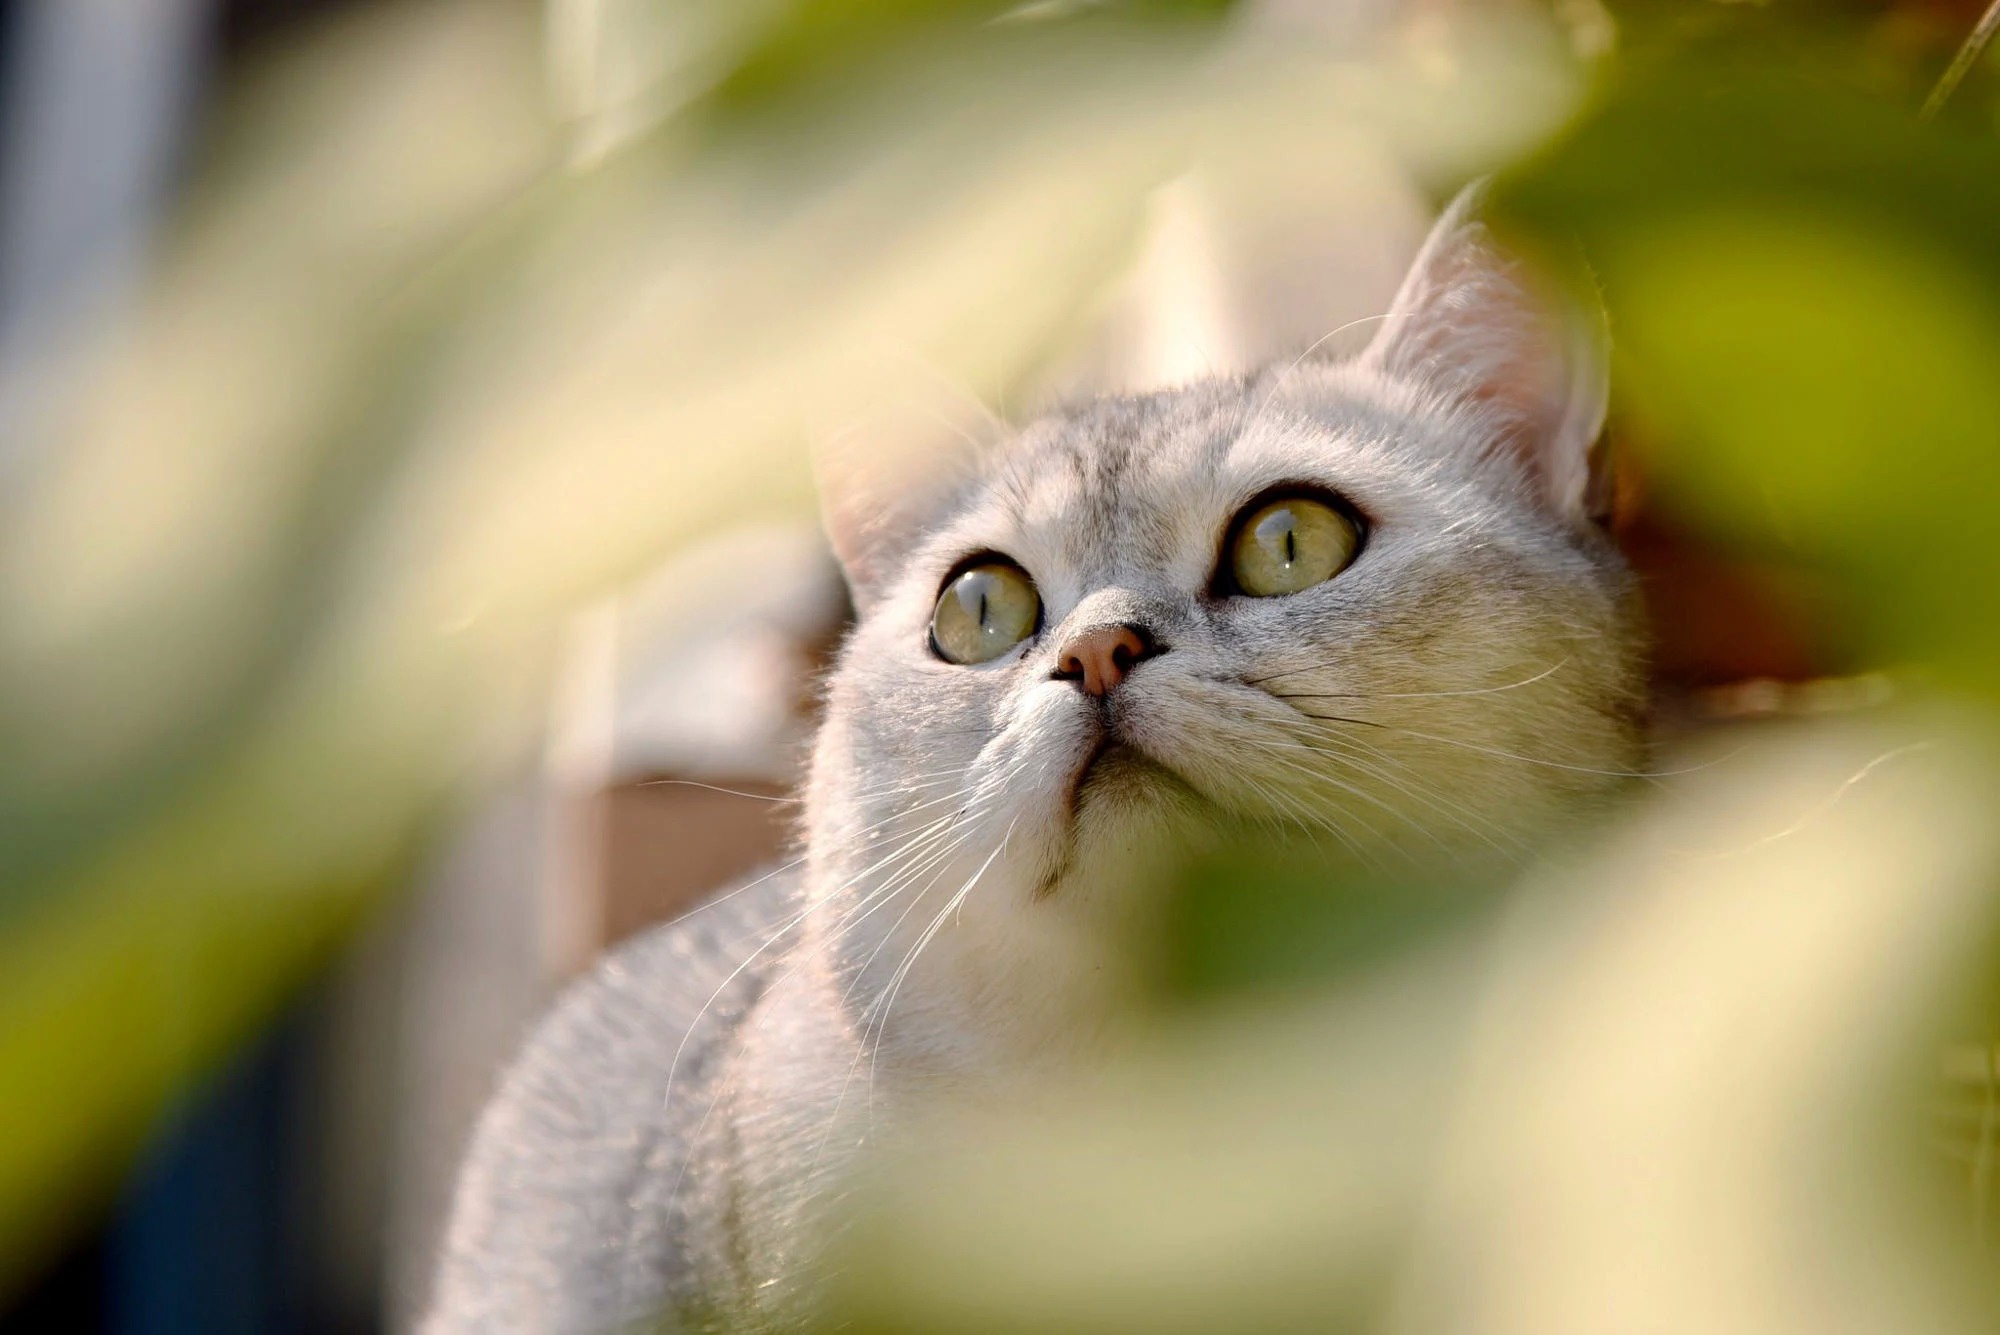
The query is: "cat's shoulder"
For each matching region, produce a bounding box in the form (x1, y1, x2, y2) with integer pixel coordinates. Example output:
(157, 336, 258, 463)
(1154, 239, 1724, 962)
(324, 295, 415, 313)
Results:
(468, 860, 802, 1154)
(423, 863, 804, 1331)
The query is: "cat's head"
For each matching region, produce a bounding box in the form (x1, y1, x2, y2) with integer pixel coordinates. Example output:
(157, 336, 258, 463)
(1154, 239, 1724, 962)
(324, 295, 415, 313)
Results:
(807, 185, 1645, 1064)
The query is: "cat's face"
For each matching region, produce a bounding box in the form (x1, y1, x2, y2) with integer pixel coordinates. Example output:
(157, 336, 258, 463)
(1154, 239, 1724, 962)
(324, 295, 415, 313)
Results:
(807, 187, 1644, 1065)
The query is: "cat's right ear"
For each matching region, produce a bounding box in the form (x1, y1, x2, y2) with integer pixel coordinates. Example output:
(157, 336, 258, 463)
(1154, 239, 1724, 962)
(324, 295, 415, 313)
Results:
(1359, 180, 1612, 525)
(813, 403, 986, 606)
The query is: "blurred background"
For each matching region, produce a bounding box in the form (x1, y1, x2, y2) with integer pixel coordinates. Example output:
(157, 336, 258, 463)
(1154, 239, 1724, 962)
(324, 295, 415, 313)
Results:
(2, 0, 2000, 1331)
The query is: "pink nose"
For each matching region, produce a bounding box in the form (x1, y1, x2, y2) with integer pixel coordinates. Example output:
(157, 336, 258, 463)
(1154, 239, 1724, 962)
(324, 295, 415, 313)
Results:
(1055, 624, 1154, 698)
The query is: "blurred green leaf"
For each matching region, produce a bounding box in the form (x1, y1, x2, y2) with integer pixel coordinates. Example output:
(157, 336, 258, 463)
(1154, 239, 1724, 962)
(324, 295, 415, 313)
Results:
(1499, 73, 2000, 687)
(1156, 838, 1493, 1005)
(707, 0, 1238, 114)
(1610, 215, 2000, 668)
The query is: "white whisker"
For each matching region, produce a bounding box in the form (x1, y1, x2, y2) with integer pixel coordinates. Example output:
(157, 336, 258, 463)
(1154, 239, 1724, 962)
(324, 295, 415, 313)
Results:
(1270, 658, 1572, 702)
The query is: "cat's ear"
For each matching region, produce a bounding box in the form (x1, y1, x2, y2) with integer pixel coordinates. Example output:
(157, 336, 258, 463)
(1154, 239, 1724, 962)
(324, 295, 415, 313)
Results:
(813, 398, 986, 605)
(1360, 180, 1612, 524)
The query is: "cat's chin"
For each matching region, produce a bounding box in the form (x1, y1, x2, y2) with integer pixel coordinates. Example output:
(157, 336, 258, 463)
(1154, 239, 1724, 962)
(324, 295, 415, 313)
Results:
(1034, 741, 1212, 903)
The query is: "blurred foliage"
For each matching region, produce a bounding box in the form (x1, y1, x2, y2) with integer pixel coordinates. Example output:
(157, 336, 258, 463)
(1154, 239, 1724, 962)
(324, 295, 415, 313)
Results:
(702, 0, 1238, 112)
(6, 0, 2000, 1325)
(1498, 62, 2000, 685)
(1156, 840, 1494, 1005)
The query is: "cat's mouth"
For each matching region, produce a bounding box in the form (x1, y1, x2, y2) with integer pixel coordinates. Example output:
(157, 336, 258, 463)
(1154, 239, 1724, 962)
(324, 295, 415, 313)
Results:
(1028, 734, 1178, 897)
(1063, 702, 1194, 811)
(1071, 737, 1149, 798)
(1028, 698, 1211, 898)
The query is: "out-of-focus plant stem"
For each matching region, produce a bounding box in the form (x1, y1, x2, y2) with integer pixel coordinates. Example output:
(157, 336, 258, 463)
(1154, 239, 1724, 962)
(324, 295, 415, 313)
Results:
(1921, 0, 2000, 119)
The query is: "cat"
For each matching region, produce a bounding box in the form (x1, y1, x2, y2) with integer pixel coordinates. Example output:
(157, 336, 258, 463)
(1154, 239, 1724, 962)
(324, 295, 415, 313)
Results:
(422, 182, 1646, 1332)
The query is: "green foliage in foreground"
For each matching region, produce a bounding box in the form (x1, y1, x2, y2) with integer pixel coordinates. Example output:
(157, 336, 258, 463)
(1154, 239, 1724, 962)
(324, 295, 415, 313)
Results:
(1499, 63, 2000, 683)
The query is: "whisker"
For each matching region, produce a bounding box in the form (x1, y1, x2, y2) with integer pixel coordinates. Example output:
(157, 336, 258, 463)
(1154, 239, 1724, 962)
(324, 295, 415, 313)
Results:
(1292, 708, 1716, 781)
(635, 778, 801, 803)
(701, 784, 982, 953)
(1240, 737, 1419, 858)
(1194, 708, 1372, 857)
(660, 805, 994, 1219)
(1240, 311, 1400, 442)
(1272, 730, 1522, 855)
(862, 832, 1013, 1115)
(807, 825, 1010, 1176)
(656, 799, 985, 1127)
(1256, 701, 1519, 840)
(1240, 764, 1358, 863)
(1269, 659, 1572, 702)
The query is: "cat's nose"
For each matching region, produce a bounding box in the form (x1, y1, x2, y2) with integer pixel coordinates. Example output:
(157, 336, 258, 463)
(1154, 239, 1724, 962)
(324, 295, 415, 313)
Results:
(1053, 623, 1158, 698)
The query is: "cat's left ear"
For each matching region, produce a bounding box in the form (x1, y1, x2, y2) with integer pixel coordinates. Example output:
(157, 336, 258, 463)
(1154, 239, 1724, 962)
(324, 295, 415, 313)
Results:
(813, 398, 986, 606)
(1360, 180, 1612, 525)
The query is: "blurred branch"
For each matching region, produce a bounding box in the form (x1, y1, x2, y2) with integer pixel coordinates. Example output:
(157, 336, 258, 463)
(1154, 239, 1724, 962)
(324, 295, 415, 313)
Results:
(1921, 0, 2000, 120)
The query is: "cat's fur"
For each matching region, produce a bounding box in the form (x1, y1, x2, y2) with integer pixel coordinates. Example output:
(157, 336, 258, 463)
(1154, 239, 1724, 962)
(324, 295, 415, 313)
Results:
(424, 185, 1646, 1332)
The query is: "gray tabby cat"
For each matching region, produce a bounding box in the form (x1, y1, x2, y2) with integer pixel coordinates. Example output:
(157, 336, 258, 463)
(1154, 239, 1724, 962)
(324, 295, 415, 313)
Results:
(424, 184, 1645, 1332)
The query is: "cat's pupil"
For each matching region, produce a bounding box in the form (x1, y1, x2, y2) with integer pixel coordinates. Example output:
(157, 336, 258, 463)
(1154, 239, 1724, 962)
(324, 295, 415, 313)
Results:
(1283, 525, 1295, 565)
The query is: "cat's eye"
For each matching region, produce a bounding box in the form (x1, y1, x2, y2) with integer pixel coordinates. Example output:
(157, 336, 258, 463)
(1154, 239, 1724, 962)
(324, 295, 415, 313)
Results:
(1226, 494, 1361, 597)
(931, 560, 1041, 664)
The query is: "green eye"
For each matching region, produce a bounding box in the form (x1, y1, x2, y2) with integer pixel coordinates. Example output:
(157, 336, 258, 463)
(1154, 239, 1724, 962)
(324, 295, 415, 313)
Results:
(931, 561, 1041, 664)
(1228, 495, 1360, 597)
